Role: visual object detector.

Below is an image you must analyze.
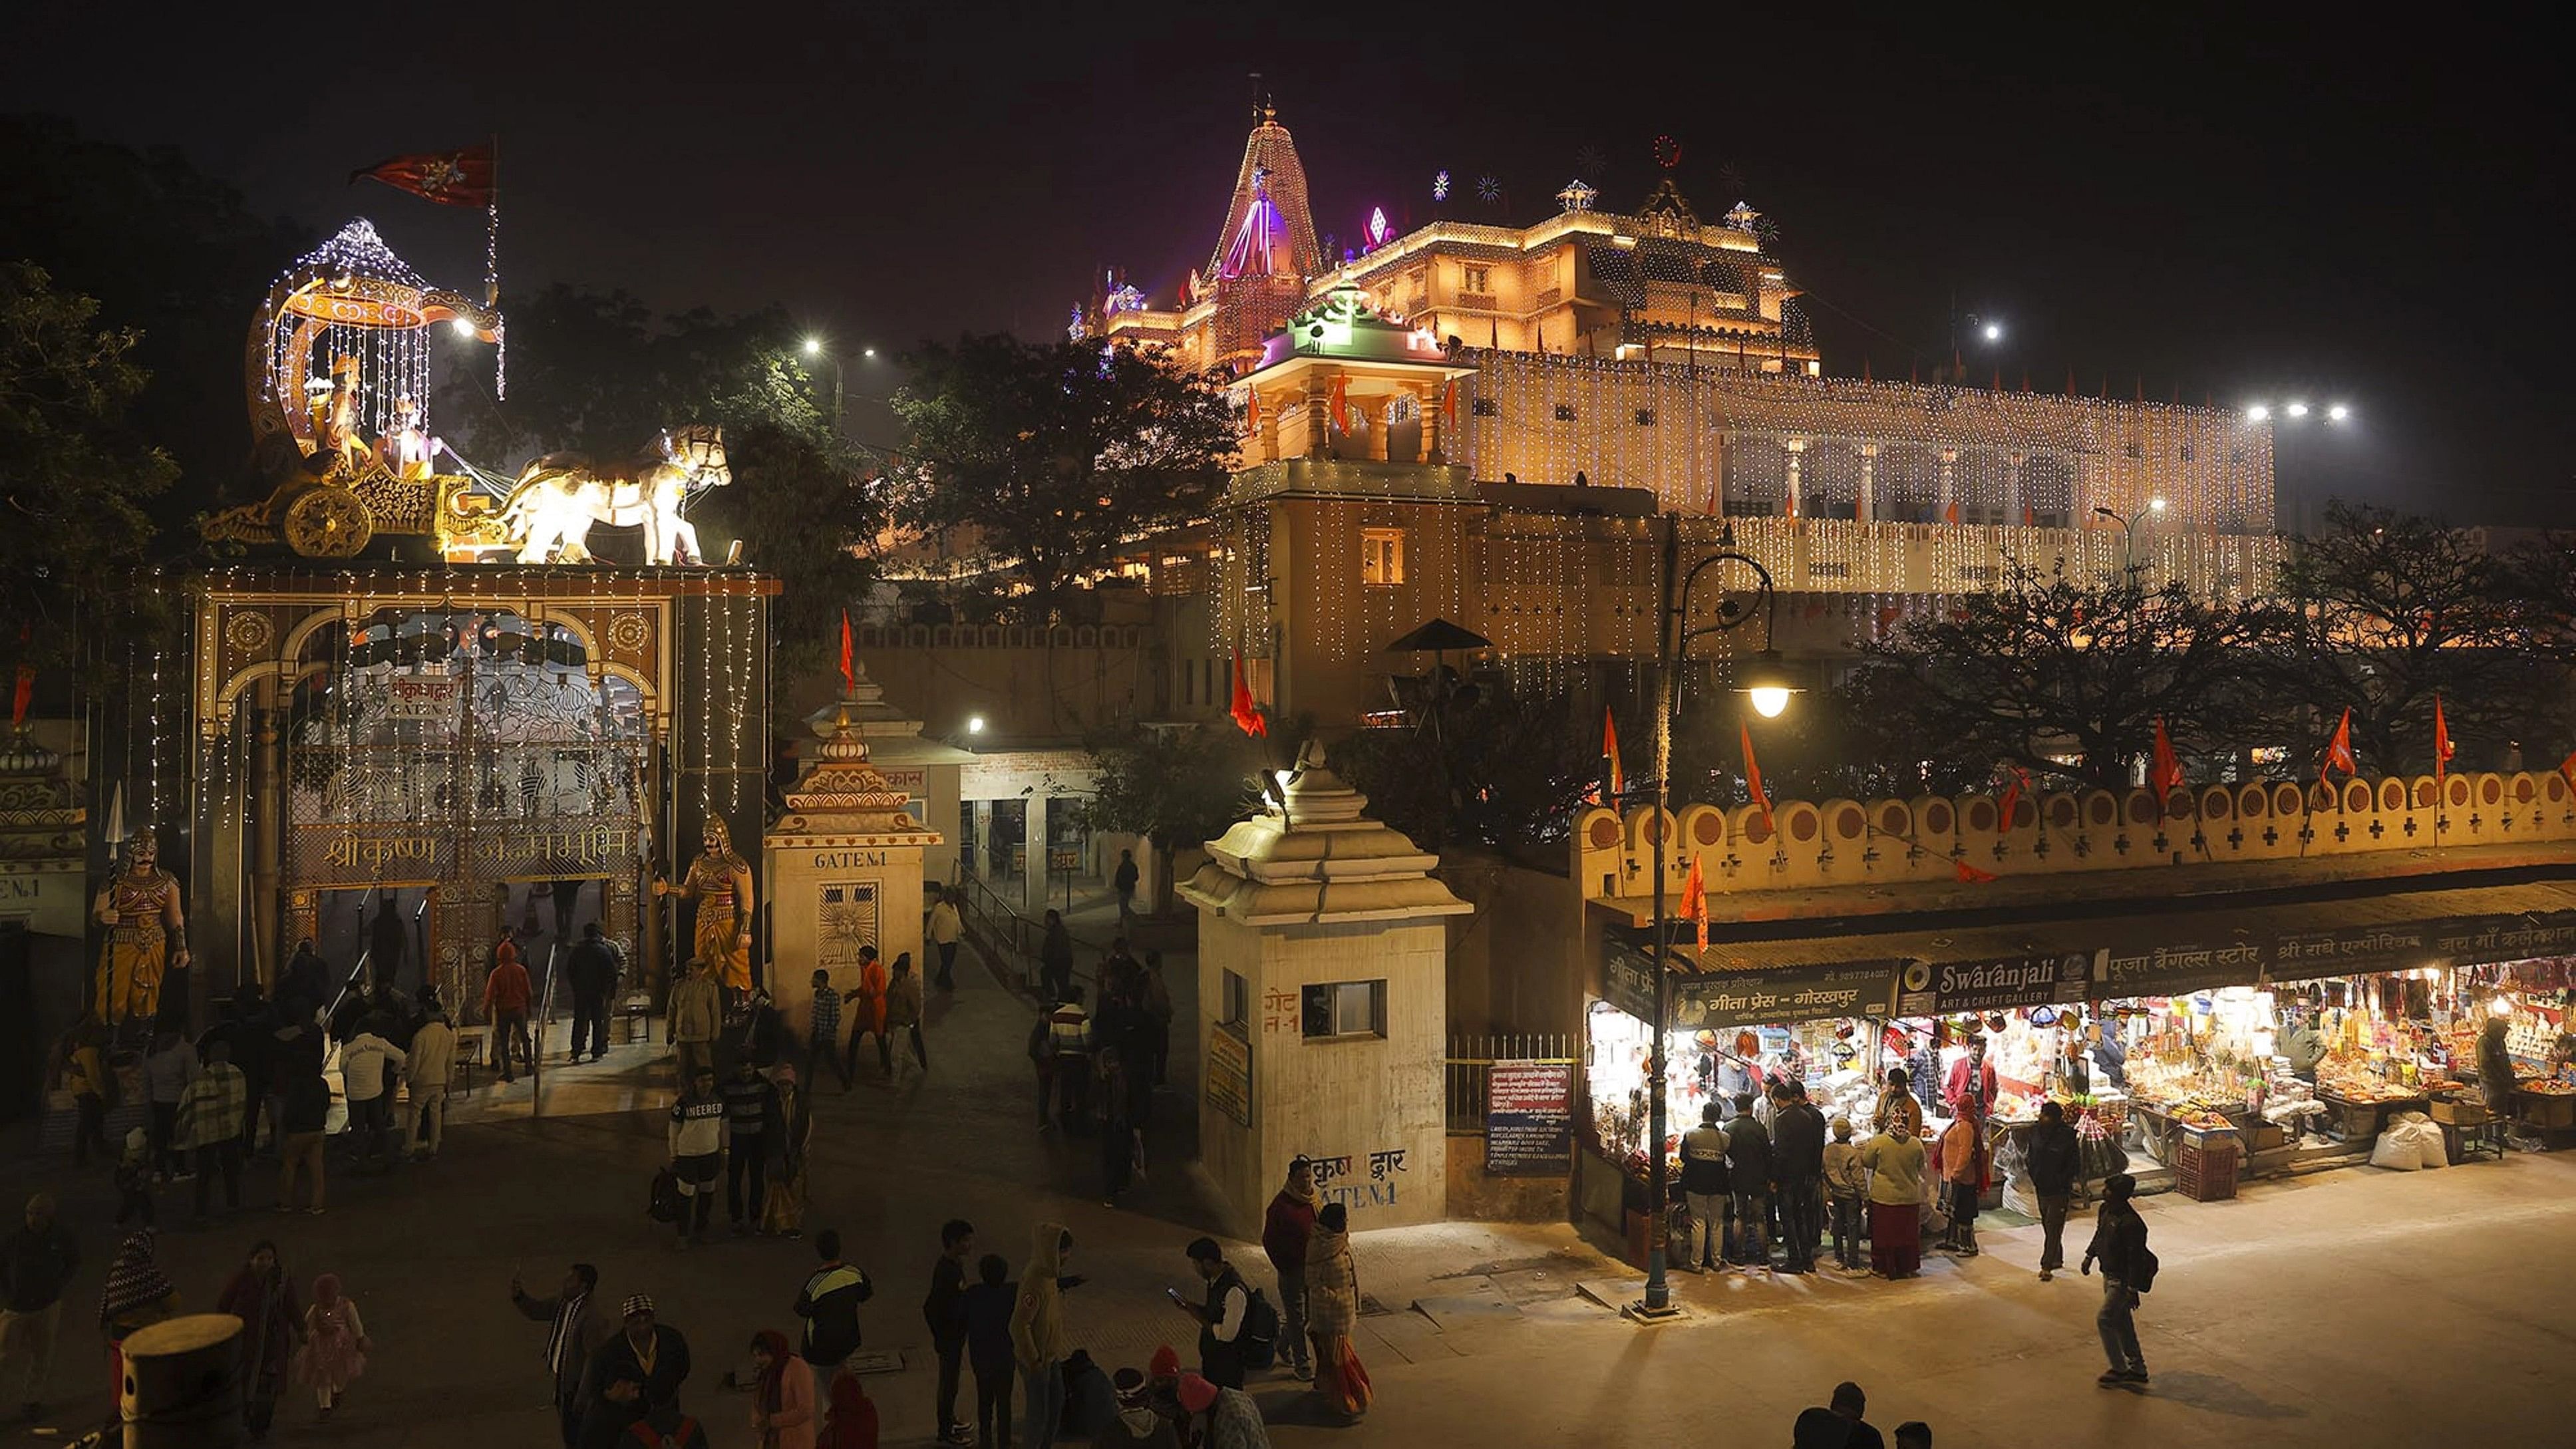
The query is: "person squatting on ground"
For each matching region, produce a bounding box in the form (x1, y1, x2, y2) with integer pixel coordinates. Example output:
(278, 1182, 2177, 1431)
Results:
(669, 1066, 728, 1246)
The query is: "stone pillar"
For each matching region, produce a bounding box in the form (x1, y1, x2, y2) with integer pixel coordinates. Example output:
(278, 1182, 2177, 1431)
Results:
(1784, 436, 1807, 520)
(1257, 387, 1283, 464)
(1367, 398, 1390, 461)
(1179, 743, 1474, 1237)
(1307, 375, 1333, 460)
(970, 800, 994, 880)
(1022, 792, 1051, 917)
(1420, 382, 1444, 464)
(249, 683, 281, 985)
(1857, 443, 1877, 523)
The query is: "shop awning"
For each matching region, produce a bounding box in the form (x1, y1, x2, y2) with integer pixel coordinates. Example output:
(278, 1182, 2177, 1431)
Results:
(1628, 878, 2576, 1019)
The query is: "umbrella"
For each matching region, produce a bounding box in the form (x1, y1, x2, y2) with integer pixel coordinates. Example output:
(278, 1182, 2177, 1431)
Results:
(1382, 618, 1491, 655)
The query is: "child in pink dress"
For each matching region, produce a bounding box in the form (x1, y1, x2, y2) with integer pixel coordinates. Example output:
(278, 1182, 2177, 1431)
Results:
(293, 1273, 370, 1416)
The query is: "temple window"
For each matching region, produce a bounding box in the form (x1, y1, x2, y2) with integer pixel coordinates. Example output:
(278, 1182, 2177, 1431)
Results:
(1361, 528, 1406, 586)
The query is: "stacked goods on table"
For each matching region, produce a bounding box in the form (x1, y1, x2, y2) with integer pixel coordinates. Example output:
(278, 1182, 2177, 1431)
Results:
(2518, 1076, 2576, 1129)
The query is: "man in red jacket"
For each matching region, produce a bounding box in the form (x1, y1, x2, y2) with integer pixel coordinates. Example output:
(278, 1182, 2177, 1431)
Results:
(1259, 1157, 1317, 1382)
(484, 935, 534, 1083)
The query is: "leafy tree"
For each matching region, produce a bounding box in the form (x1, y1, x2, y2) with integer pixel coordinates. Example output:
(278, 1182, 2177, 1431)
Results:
(1665, 665, 1991, 808)
(435, 284, 878, 665)
(888, 335, 1235, 625)
(1082, 723, 1267, 916)
(2266, 501, 2547, 774)
(1335, 678, 1596, 862)
(0, 263, 177, 683)
(1852, 561, 2273, 791)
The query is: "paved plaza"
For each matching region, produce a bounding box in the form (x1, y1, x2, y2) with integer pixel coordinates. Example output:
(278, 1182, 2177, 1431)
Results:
(6, 930, 2569, 1448)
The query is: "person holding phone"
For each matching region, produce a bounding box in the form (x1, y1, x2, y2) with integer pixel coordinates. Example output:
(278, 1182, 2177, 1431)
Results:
(1171, 1239, 1249, 1390)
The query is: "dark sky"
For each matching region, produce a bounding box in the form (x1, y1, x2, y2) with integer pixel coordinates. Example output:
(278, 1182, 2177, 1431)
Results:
(9, 4, 2565, 522)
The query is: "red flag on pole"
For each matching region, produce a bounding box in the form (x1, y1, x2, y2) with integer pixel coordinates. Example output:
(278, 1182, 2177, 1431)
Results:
(1997, 765, 2034, 832)
(2151, 717, 2186, 797)
(1328, 375, 1351, 434)
(837, 611, 856, 694)
(2433, 695, 2455, 780)
(1943, 500, 1961, 526)
(9, 663, 31, 728)
(349, 144, 494, 207)
(1741, 724, 1774, 835)
(2320, 707, 2357, 783)
(1602, 708, 1625, 799)
(1229, 651, 1267, 737)
(1679, 854, 1710, 950)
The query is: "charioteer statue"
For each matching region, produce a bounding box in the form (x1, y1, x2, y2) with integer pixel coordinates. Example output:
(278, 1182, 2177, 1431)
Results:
(656, 817, 755, 1005)
(94, 828, 188, 1032)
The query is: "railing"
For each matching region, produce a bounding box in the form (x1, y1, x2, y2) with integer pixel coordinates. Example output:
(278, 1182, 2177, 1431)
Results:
(1444, 1032, 1577, 1134)
(954, 871, 1113, 999)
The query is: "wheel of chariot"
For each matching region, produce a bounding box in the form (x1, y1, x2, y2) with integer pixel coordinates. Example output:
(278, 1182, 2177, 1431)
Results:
(283, 485, 374, 558)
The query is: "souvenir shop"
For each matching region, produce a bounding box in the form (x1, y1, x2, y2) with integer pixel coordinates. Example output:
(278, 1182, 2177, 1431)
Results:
(1575, 905, 2576, 1247)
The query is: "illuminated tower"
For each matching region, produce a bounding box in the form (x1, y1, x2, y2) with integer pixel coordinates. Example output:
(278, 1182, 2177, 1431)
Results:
(1206, 100, 1321, 375)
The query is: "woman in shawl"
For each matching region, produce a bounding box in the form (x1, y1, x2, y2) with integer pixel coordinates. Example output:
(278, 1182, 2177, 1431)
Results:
(1303, 1202, 1364, 1419)
(292, 1273, 369, 1417)
(817, 1368, 879, 1449)
(216, 1241, 305, 1438)
(732, 1329, 816, 1449)
(763, 1064, 814, 1239)
(98, 1229, 180, 1400)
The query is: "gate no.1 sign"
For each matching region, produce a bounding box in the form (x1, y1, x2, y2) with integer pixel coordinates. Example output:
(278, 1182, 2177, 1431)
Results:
(1486, 1060, 1574, 1176)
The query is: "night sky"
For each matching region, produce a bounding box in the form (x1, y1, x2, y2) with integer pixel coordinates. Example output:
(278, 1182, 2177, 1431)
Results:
(9, 5, 2564, 523)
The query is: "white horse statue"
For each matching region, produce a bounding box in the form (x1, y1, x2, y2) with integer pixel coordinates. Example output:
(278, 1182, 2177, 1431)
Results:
(501, 424, 728, 565)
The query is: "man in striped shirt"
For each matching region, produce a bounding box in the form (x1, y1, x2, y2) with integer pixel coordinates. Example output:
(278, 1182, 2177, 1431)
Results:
(808, 969, 848, 1091)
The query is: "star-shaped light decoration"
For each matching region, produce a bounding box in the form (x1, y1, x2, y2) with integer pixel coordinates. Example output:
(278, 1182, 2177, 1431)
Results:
(1555, 178, 1598, 214)
(1476, 175, 1501, 204)
(1432, 170, 1450, 202)
(1724, 201, 1762, 232)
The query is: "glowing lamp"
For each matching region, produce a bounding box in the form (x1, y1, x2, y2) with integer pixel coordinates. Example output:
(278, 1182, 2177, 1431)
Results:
(2247, 404, 2271, 420)
(2150, 498, 2167, 513)
(2286, 401, 2309, 418)
(1738, 649, 1800, 719)
(449, 318, 477, 339)
(2327, 403, 2350, 422)
(1981, 323, 2003, 342)
(965, 715, 985, 734)
(803, 337, 824, 357)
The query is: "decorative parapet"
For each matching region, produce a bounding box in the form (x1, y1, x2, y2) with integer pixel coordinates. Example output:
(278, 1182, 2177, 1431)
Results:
(1574, 772, 2576, 907)
(0, 728, 84, 866)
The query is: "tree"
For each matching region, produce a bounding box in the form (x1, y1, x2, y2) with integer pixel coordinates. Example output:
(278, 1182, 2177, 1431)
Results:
(1334, 679, 1597, 862)
(0, 263, 177, 683)
(888, 335, 1236, 625)
(1082, 723, 1267, 916)
(1852, 561, 2273, 791)
(435, 285, 878, 666)
(2266, 501, 2547, 774)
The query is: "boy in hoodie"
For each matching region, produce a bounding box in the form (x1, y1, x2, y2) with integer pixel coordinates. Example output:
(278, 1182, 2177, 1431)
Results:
(1010, 1223, 1074, 1449)
(961, 1253, 1017, 1449)
(1822, 1116, 1868, 1273)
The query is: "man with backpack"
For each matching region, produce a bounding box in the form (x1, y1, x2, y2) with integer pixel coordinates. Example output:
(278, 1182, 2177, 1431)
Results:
(2082, 1172, 2155, 1387)
(1174, 1238, 1272, 1390)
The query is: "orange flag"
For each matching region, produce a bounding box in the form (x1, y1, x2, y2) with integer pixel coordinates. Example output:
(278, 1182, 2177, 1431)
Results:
(1603, 708, 1625, 799)
(1741, 723, 1774, 834)
(2557, 749, 2576, 796)
(1229, 651, 1267, 737)
(1955, 859, 2001, 884)
(1679, 855, 1710, 950)
(1997, 765, 2034, 832)
(2433, 695, 2455, 780)
(1943, 499, 1961, 525)
(2320, 707, 2357, 784)
(2151, 717, 2185, 797)
(837, 610, 856, 694)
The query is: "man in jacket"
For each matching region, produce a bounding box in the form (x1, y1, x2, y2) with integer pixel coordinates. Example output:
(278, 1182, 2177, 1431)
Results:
(484, 937, 534, 1083)
(512, 1262, 607, 1447)
(178, 1041, 249, 1218)
(221, 988, 276, 1157)
(0, 1193, 79, 1421)
(577, 1295, 690, 1448)
(1770, 1080, 1829, 1274)
(720, 1059, 778, 1234)
(1679, 1104, 1731, 1272)
(923, 1220, 975, 1446)
(2026, 1100, 2083, 1280)
(1175, 1237, 1250, 1389)
(338, 1025, 402, 1174)
(796, 1229, 875, 1370)
(667, 1066, 727, 1246)
(565, 924, 621, 1064)
(404, 1001, 458, 1160)
(1009, 1223, 1074, 1449)
(1724, 1092, 1773, 1271)
(927, 886, 964, 993)
(1260, 1158, 1317, 1379)
(669, 958, 723, 1086)
(2082, 1172, 2151, 1386)
(1937, 1108, 1988, 1256)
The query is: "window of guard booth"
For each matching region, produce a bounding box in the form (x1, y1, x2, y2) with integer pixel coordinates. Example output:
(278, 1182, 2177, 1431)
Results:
(1302, 979, 1388, 1040)
(1221, 969, 1249, 1029)
(1360, 528, 1405, 585)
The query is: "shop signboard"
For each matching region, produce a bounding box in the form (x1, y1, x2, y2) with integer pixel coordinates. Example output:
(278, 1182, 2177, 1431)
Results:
(1206, 1023, 1252, 1127)
(1917, 951, 2099, 1015)
(2263, 922, 2439, 983)
(2097, 940, 2263, 997)
(1603, 943, 1659, 1023)
(1669, 960, 1903, 1029)
(1486, 1059, 1575, 1176)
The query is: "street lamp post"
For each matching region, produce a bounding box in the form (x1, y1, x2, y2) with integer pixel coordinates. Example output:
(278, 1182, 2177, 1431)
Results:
(2245, 400, 2353, 536)
(1632, 509, 1794, 1319)
(2092, 497, 2166, 575)
(802, 337, 845, 428)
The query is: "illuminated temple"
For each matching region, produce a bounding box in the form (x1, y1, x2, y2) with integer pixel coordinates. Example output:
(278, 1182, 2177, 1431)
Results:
(1054, 104, 2290, 730)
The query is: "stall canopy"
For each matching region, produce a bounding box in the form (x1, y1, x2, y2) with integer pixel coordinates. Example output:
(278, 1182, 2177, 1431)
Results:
(1616, 877, 2576, 1020)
